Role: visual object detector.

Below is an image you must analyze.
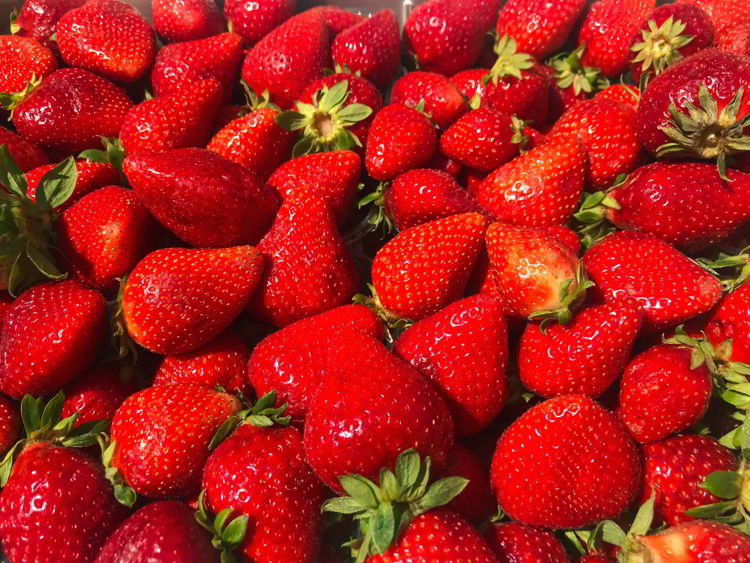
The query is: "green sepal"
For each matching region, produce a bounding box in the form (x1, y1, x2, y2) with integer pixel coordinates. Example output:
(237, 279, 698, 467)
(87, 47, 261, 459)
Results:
(9, 8, 19, 34)
(78, 136, 125, 175)
(195, 490, 247, 562)
(240, 81, 279, 111)
(630, 16, 694, 76)
(695, 248, 750, 293)
(99, 436, 137, 508)
(548, 44, 608, 96)
(209, 390, 290, 450)
(0, 73, 42, 112)
(485, 35, 534, 85)
(351, 283, 412, 345)
(528, 262, 594, 328)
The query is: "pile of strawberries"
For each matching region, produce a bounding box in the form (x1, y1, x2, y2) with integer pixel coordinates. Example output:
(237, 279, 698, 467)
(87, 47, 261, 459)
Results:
(2, 0, 750, 560)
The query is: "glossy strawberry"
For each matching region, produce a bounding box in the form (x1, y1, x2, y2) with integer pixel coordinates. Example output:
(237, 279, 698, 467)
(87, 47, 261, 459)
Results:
(596, 83, 641, 109)
(13, 0, 86, 50)
(628, 521, 750, 561)
(0, 36, 57, 96)
(702, 281, 750, 364)
(441, 443, 495, 524)
(152, 0, 224, 43)
(677, 0, 750, 42)
(26, 160, 118, 209)
(60, 363, 139, 428)
(484, 522, 571, 563)
(0, 125, 48, 172)
(0, 394, 20, 454)
(224, 0, 296, 45)
(306, 5, 364, 34)
(391, 72, 468, 130)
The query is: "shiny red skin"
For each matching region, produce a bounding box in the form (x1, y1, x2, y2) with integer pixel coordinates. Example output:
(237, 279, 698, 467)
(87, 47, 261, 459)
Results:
(636, 49, 750, 154)
(0, 394, 20, 455)
(241, 10, 332, 110)
(0, 281, 108, 399)
(152, 0, 224, 43)
(493, 395, 642, 529)
(480, 66, 551, 128)
(57, 186, 157, 297)
(26, 160, 119, 210)
(304, 331, 454, 492)
(484, 522, 571, 563)
(677, 0, 750, 42)
(391, 72, 468, 130)
(520, 300, 645, 398)
(223, 0, 295, 45)
(0, 125, 48, 172)
(248, 304, 382, 424)
(372, 213, 489, 321)
(12, 68, 134, 154)
(718, 23, 750, 55)
(331, 10, 400, 89)
(248, 192, 360, 327)
(0, 293, 13, 325)
(0, 442, 129, 563)
(153, 328, 250, 395)
(584, 231, 723, 332)
(96, 501, 218, 563)
(57, 0, 156, 84)
(384, 168, 481, 231)
(0, 36, 57, 94)
(123, 246, 264, 356)
(703, 282, 750, 363)
(123, 149, 281, 248)
(306, 5, 364, 35)
(14, 0, 87, 50)
(267, 150, 361, 225)
(441, 443, 495, 524)
(619, 345, 713, 443)
(61, 363, 140, 427)
(111, 383, 241, 499)
(578, 0, 657, 77)
(635, 521, 750, 561)
(203, 424, 326, 563)
(642, 435, 738, 526)
(394, 295, 509, 436)
(546, 224, 581, 255)
(596, 83, 640, 109)
(365, 103, 438, 181)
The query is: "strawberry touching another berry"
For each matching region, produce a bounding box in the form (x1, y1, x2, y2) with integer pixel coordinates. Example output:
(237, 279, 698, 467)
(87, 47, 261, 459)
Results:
(223, 0, 296, 45)
(0, 395, 20, 455)
(484, 522, 571, 563)
(0, 125, 48, 172)
(307, 5, 363, 34)
(26, 159, 118, 209)
(0, 36, 57, 100)
(441, 443, 496, 524)
(61, 363, 140, 427)
(152, 0, 224, 43)
(12, 0, 86, 50)
(390, 72, 468, 130)
(626, 521, 750, 562)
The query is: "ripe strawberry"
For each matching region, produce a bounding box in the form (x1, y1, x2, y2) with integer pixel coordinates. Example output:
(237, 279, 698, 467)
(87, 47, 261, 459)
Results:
(0, 394, 20, 454)
(61, 363, 139, 427)
(123, 148, 281, 248)
(628, 521, 750, 561)
(110, 382, 241, 498)
(391, 72, 468, 129)
(365, 103, 437, 181)
(12, 0, 86, 50)
(224, 0, 296, 45)
(0, 36, 57, 96)
(26, 159, 118, 209)
(427, 150, 463, 177)
(331, 9, 400, 89)
(152, 0, 224, 43)
(11, 68, 134, 154)
(0, 281, 107, 398)
(520, 299, 645, 398)
(242, 10, 332, 110)
(495, 0, 587, 59)
(542, 54, 594, 122)
(484, 522, 571, 562)
(0, 125, 48, 172)
(718, 23, 750, 55)
(306, 5, 363, 34)
(619, 345, 713, 443)
(677, 0, 750, 42)
(57, 0, 156, 84)
(120, 79, 222, 154)
(369, 212, 488, 321)
(702, 282, 750, 363)
(584, 232, 723, 332)
(441, 443, 495, 524)
(248, 191, 360, 327)
(492, 395, 642, 528)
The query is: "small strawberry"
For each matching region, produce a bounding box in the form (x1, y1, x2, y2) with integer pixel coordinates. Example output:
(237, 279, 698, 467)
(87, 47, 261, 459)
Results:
(12, 0, 86, 50)
(626, 521, 750, 561)
(0, 394, 20, 454)
(0, 36, 57, 99)
(152, 0, 224, 43)
(224, 0, 296, 45)
(484, 522, 571, 563)
(441, 443, 495, 524)
(306, 5, 364, 35)
(596, 83, 641, 108)
(0, 125, 48, 172)
(492, 395, 642, 528)
(26, 159, 118, 209)
(391, 72, 468, 129)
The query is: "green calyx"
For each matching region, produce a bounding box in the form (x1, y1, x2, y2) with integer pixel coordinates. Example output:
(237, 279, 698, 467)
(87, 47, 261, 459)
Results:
(0, 73, 42, 114)
(591, 493, 656, 563)
(322, 449, 468, 563)
(332, 62, 362, 78)
(484, 35, 535, 86)
(345, 182, 393, 244)
(9, 8, 20, 35)
(209, 390, 291, 451)
(109, 275, 139, 364)
(528, 262, 595, 330)
(657, 85, 750, 181)
(696, 248, 750, 293)
(98, 434, 137, 507)
(0, 391, 109, 487)
(352, 283, 412, 345)
(195, 490, 248, 563)
(240, 81, 279, 112)
(573, 186, 623, 250)
(631, 16, 695, 77)
(79, 136, 125, 175)
(510, 116, 533, 153)
(549, 45, 609, 96)
(276, 80, 373, 157)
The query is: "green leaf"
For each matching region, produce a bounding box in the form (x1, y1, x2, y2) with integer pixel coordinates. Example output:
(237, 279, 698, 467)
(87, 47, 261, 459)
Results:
(629, 493, 655, 537)
(214, 508, 233, 537)
(275, 111, 309, 131)
(371, 502, 396, 554)
(600, 520, 627, 546)
(25, 242, 65, 280)
(0, 145, 28, 197)
(0, 440, 23, 487)
(321, 496, 366, 514)
(337, 103, 373, 124)
(221, 514, 248, 547)
(699, 470, 742, 499)
(209, 416, 241, 450)
(380, 468, 399, 501)
(318, 80, 349, 112)
(339, 475, 380, 509)
(38, 157, 77, 209)
(394, 449, 420, 490)
(114, 483, 136, 507)
(78, 149, 110, 163)
(685, 500, 739, 518)
(20, 394, 41, 436)
(40, 390, 65, 429)
(253, 390, 276, 412)
(411, 477, 468, 515)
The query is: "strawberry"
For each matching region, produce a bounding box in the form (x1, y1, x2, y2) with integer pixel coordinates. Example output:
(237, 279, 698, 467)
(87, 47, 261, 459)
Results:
(61, 363, 139, 428)
(110, 382, 241, 498)
(718, 23, 750, 55)
(123, 149, 281, 248)
(304, 331, 454, 491)
(248, 304, 382, 423)
(450, 68, 488, 101)
(248, 191, 360, 327)
(484, 522, 571, 562)
(0, 36, 57, 98)
(120, 79, 222, 154)
(519, 299, 645, 398)
(224, 0, 296, 45)
(491, 395, 642, 528)
(427, 150, 463, 177)
(12, 0, 86, 50)
(391, 71, 468, 129)
(0, 281, 108, 398)
(368, 212, 488, 321)
(0, 125, 48, 172)
(57, 0, 157, 84)
(702, 282, 750, 363)
(393, 295, 510, 436)
(241, 10, 332, 110)
(596, 83, 641, 109)
(627, 521, 750, 561)
(26, 159, 118, 209)
(306, 5, 364, 35)
(0, 394, 20, 454)
(583, 232, 723, 332)
(331, 9, 400, 89)
(364, 103, 438, 181)
(441, 443, 495, 524)
(152, 0, 224, 43)
(495, 0, 587, 59)
(677, 0, 750, 43)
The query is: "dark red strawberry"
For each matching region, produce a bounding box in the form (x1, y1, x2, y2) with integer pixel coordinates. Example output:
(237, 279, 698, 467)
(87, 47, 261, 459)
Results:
(61, 363, 139, 427)
(441, 443, 495, 524)
(306, 5, 363, 35)
(0, 36, 57, 97)
(224, 0, 296, 45)
(152, 0, 224, 43)
(628, 521, 750, 561)
(484, 522, 571, 562)
(13, 0, 87, 50)
(391, 71, 468, 129)
(0, 125, 48, 172)
(0, 394, 20, 454)
(26, 159, 118, 209)
(427, 150, 463, 177)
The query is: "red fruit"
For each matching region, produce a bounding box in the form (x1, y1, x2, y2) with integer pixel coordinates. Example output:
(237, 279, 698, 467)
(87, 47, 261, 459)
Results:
(427, 150, 463, 177)
(26, 160, 118, 209)
(61, 363, 140, 427)
(0, 125, 48, 172)
(677, 0, 750, 42)
(0, 36, 57, 95)
(391, 71, 468, 129)
(123, 148, 281, 248)
(492, 395, 642, 528)
(619, 345, 713, 443)
(520, 299, 644, 397)
(57, 0, 156, 84)
(224, 0, 296, 45)
(331, 10, 400, 89)
(629, 521, 750, 562)
(152, 0, 224, 43)
(718, 23, 750, 55)
(248, 191, 360, 327)
(584, 231, 723, 332)
(0, 280, 108, 398)
(0, 395, 20, 454)
(703, 282, 750, 363)
(306, 5, 364, 35)
(484, 522, 571, 562)
(441, 443, 495, 524)
(111, 383, 241, 498)
(365, 104, 438, 181)
(596, 83, 640, 109)
(13, 0, 86, 50)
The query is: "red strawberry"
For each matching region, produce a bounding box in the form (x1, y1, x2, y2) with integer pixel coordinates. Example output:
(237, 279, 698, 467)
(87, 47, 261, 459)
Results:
(61, 363, 139, 427)
(241, 10, 332, 110)
(224, 0, 296, 45)
(584, 231, 723, 332)
(619, 344, 713, 443)
(306, 5, 364, 35)
(248, 191, 360, 327)
(391, 71, 468, 129)
(153, 327, 251, 394)
(57, 0, 156, 84)
(495, 0, 587, 59)
(718, 23, 750, 55)
(484, 522, 571, 562)
(26, 159, 118, 209)
(0, 36, 57, 96)
(628, 521, 750, 561)
(451, 68, 487, 101)
(0, 281, 107, 398)
(13, 0, 86, 50)
(441, 443, 495, 524)
(427, 150, 463, 177)
(0, 394, 20, 454)
(110, 382, 241, 498)
(677, 0, 750, 43)
(365, 103, 438, 181)
(596, 83, 641, 108)
(123, 148, 281, 248)
(331, 9, 400, 89)
(703, 282, 750, 363)
(152, 0, 224, 43)
(520, 299, 645, 398)
(491, 395, 642, 528)
(0, 125, 48, 172)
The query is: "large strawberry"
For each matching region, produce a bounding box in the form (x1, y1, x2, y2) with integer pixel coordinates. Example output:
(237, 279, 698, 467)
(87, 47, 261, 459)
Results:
(0, 125, 48, 172)
(596, 82, 641, 108)
(61, 363, 140, 427)
(0, 36, 57, 99)
(626, 521, 750, 561)
(390, 72, 468, 130)
(26, 159, 118, 210)
(152, 0, 224, 43)
(12, 0, 86, 50)
(484, 522, 571, 562)
(224, 0, 295, 45)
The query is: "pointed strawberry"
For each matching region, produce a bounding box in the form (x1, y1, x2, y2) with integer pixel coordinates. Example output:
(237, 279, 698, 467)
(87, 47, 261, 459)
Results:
(224, 0, 296, 45)
(0, 36, 57, 100)
(152, 0, 224, 43)
(61, 363, 140, 427)
(0, 125, 48, 172)
(484, 522, 571, 562)
(13, 0, 87, 50)
(626, 521, 750, 561)
(26, 159, 118, 209)
(391, 71, 468, 129)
